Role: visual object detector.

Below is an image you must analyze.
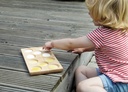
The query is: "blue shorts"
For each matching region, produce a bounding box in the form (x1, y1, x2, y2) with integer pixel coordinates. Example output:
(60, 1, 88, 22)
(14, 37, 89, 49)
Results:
(96, 68, 128, 92)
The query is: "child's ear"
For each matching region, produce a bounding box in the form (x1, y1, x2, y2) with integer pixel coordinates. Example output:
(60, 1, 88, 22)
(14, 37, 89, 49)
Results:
(93, 21, 101, 26)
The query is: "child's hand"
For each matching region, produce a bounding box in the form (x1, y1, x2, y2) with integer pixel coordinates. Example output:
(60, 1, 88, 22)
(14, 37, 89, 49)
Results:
(43, 41, 53, 51)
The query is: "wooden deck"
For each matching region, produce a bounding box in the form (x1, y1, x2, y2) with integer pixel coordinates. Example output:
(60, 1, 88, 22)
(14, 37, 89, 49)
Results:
(0, 0, 97, 92)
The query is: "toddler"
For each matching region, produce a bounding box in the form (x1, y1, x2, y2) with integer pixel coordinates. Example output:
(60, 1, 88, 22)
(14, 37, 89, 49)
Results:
(43, 0, 128, 92)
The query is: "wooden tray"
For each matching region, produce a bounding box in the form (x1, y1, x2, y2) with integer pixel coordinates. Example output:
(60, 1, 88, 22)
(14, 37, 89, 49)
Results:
(21, 47, 63, 75)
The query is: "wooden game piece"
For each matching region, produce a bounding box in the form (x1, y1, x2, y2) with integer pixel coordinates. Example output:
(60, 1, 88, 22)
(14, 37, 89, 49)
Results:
(31, 66, 42, 72)
(42, 53, 51, 57)
(48, 64, 59, 69)
(44, 57, 54, 62)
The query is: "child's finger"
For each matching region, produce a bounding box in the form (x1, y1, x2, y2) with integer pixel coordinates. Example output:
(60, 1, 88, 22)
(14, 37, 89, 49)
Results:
(42, 46, 51, 51)
(67, 50, 73, 52)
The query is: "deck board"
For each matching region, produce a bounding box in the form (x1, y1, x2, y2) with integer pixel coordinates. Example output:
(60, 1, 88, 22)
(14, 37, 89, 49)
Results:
(88, 55, 98, 68)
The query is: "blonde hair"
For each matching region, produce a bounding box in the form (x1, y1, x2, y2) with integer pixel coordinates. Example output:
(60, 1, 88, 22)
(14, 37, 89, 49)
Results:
(86, 0, 128, 32)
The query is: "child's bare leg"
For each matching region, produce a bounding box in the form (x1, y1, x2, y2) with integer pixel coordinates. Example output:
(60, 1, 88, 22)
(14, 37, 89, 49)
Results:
(75, 66, 98, 86)
(77, 77, 106, 92)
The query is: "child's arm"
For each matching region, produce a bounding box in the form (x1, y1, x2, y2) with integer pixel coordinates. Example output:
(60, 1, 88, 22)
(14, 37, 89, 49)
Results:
(43, 36, 95, 51)
(71, 47, 94, 54)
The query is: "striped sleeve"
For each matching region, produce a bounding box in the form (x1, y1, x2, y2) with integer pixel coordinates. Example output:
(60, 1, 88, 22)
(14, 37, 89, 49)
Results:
(87, 27, 104, 49)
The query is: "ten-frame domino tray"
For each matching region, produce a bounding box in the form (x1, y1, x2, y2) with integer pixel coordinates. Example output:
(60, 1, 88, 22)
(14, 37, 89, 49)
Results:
(21, 47, 63, 75)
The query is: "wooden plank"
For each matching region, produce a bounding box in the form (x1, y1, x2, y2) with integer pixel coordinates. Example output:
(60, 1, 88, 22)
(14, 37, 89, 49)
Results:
(0, 0, 86, 7)
(0, 34, 45, 47)
(53, 56, 79, 92)
(0, 22, 94, 40)
(0, 14, 93, 29)
(0, 7, 91, 23)
(87, 56, 98, 67)
(0, 7, 90, 25)
(0, 28, 92, 41)
(79, 51, 93, 65)
(0, 0, 87, 13)
(0, 69, 58, 92)
(0, 85, 42, 92)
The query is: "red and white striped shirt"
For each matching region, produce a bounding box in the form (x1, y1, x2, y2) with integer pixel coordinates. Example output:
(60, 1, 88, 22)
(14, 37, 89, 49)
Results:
(87, 27, 128, 83)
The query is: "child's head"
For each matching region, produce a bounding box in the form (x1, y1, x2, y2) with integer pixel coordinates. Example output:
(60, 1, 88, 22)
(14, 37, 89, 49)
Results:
(86, 0, 128, 31)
